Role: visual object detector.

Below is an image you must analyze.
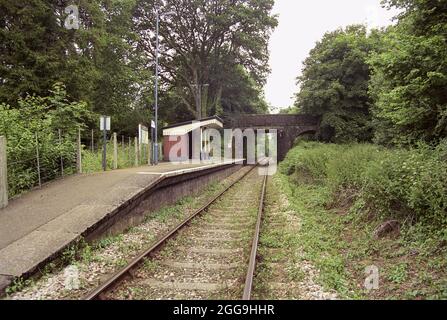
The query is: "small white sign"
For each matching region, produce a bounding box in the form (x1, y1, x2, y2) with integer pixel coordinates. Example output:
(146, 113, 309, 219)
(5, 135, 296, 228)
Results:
(151, 120, 156, 129)
(100, 116, 111, 131)
(139, 124, 149, 145)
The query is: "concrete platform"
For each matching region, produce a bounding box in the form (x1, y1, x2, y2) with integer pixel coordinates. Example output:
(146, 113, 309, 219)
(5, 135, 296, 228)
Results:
(0, 160, 242, 292)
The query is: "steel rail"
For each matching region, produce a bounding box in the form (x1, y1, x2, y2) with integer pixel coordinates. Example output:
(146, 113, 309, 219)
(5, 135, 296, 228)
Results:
(242, 173, 267, 300)
(84, 165, 258, 300)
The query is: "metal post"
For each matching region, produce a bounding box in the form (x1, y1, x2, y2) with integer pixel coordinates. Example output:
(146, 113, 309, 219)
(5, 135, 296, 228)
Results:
(35, 133, 42, 188)
(128, 137, 131, 166)
(77, 127, 82, 174)
(58, 129, 64, 177)
(150, 125, 155, 166)
(154, 9, 160, 165)
(139, 136, 142, 164)
(159, 143, 163, 162)
(0, 136, 8, 209)
(113, 132, 118, 170)
(121, 135, 125, 166)
(102, 119, 107, 171)
(134, 137, 139, 167)
(91, 129, 94, 152)
(147, 141, 152, 166)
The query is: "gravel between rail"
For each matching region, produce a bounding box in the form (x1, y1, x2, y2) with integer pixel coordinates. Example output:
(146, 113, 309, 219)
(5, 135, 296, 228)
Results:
(107, 168, 265, 300)
(6, 167, 337, 301)
(6, 167, 253, 300)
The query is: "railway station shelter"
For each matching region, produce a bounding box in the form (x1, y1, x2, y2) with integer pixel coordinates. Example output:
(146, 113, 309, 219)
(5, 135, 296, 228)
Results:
(162, 116, 224, 162)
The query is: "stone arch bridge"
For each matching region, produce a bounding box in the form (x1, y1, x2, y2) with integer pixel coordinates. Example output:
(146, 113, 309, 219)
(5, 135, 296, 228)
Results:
(227, 114, 320, 161)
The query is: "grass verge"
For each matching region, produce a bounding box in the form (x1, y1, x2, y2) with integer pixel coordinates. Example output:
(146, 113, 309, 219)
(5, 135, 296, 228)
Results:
(278, 142, 447, 300)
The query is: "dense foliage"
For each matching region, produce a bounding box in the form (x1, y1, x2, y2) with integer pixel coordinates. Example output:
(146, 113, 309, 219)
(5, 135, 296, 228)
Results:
(294, 0, 447, 146)
(294, 25, 375, 143)
(284, 2, 447, 297)
(369, 0, 447, 145)
(0, 83, 91, 196)
(134, 0, 277, 122)
(0, 0, 149, 133)
(0, 0, 277, 195)
(281, 142, 447, 234)
(0, 0, 276, 134)
(279, 142, 447, 299)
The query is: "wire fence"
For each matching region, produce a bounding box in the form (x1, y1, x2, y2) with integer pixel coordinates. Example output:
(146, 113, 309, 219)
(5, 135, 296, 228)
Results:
(6, 130, 78, 199)
(82, 133, 153, 173)
(4, 128, 159, 200)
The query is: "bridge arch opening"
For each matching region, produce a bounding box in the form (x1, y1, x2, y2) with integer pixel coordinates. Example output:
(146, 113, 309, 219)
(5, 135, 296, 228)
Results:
(227, 114, 320, 161)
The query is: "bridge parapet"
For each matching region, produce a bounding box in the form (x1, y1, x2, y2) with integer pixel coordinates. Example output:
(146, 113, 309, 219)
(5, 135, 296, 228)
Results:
(225, 114, 320, 161)
(228, 114, 320, 129)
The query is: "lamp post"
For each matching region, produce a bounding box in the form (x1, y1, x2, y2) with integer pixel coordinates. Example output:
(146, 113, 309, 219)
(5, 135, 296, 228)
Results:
(154, 9, 160, 165)
(153, 8, 174, 165)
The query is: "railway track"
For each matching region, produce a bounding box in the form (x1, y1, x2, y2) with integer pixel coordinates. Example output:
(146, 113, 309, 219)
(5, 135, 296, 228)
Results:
(85, 165, 267, 300)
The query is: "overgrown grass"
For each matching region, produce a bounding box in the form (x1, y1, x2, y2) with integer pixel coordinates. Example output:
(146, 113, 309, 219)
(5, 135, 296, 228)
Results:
(281, 141, 447, 232)
(82, 141, 148, 173)
(278, 142, 447, 299)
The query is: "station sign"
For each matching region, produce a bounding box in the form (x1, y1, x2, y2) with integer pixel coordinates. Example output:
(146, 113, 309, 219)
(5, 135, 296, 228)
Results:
(100, 116, 111, 131)
(139, 124, 149, 145)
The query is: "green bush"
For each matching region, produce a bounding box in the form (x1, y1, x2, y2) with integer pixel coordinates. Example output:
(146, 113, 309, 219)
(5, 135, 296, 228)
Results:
(0, 83, 92, 197)
(281, 142, 447, 230)
(281, 141, 338, 183)
(361, 143, 447, 227)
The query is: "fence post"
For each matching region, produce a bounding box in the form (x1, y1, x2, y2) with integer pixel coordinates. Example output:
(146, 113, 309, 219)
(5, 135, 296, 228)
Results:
(158, 143, 163, 162)
(113, 133, 118, 170)
(139, 138, 142, 165)
(35, 133, 42, 188)
(134, 137, 139, 167)
(0, 136, 8, 209)
(128, 137, 131, 166)
(91, 129, 94, 152)
(147, 141, 152, 166)
(77, 127, 82, 174)
(58, 129, 64, 177)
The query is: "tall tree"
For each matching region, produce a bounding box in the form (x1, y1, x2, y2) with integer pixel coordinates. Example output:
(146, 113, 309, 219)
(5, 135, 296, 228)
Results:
(0, 0, 151, 134)
(0, 0, 66, 104)
(1, 0, 276, 134)
(134, 0, 277, 120)
(294, 25, 376, 143)
(369, 0, 447, 145)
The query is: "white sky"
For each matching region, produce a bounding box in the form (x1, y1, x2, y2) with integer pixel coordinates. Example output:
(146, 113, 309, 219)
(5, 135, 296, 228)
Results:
(265, 0, 399, 111)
